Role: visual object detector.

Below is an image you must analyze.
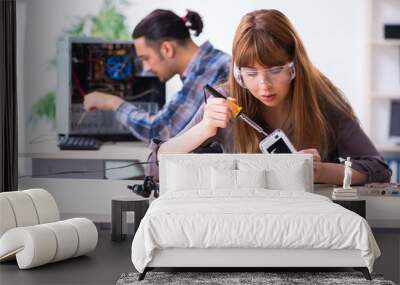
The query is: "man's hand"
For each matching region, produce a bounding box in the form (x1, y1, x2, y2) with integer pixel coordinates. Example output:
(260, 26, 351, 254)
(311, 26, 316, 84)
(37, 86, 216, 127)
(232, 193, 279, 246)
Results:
(83, 92, 124, 112)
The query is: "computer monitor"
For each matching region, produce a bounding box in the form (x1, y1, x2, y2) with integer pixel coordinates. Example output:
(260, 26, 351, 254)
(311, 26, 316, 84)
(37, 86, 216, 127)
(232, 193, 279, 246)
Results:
(389, 100, 400, 144)
(56, 36, 165, 141)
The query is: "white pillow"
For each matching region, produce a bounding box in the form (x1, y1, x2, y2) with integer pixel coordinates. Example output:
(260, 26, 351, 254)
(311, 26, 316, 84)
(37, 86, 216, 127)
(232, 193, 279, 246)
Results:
(211, 168, 236, 190)
(166, 160, 235, 192)
(237, 157, 309, 191)
(211, 168, 267, 190)
(266, 162, 307, 191)
(236, 169, 267, 189)
(167, 162, 210, 191)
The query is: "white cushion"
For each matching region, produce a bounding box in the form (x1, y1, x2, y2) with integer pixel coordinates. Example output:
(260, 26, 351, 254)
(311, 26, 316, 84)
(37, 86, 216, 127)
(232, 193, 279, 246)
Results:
(0, 189, 98, 269)
(159, 154, 313, 194)
(64, 218, 98, 257)
(0, 218, 97, 269)
(266, 162, 307, 191)
(237, 154, 312, 192)
(211, 168, 236, 190)
(236, 169, 267, 189)
(0, 196, 16, 237)
(167, 162, 211, 191)
(42, 221, 79, 262)
(24, 189, 60, 223)
(0, 192, 39, 227)
(164, 158, 235, 193)
(0, 225, 57, 269)
(211, 168, 268, 191)
(0, 189, 59, 237)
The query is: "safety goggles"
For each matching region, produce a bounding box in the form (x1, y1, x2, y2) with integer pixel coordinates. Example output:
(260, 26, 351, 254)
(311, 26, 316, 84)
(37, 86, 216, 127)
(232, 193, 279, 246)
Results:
(234, 61, 296, 88)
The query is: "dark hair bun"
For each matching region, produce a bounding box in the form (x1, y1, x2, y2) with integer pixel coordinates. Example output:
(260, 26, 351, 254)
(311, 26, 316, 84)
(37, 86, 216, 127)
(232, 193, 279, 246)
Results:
(185, 10, 203, 36)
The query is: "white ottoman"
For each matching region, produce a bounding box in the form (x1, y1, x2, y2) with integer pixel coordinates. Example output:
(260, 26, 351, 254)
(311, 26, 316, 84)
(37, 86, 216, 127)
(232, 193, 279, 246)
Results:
(0, 189, 98, 269)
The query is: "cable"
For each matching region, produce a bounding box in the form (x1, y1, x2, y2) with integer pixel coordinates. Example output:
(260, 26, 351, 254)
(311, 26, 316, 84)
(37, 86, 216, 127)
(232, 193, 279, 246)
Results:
(88, 84, 115, 93)
(18, 160, 158, 179)
(127, 88, 155, 101)
(72, 72, 86, 97)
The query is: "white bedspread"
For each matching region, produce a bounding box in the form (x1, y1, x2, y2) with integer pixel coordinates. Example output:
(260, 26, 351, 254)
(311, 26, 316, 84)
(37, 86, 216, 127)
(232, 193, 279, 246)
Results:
(131, 190, 380, 273)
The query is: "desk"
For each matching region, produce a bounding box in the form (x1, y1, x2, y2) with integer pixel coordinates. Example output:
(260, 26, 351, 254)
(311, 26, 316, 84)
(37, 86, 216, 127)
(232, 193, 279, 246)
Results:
(18, 141, 150, 222)
(19, 140, 149, 160)
(314, 184, 400, 222)
(20, 141, 150, 179)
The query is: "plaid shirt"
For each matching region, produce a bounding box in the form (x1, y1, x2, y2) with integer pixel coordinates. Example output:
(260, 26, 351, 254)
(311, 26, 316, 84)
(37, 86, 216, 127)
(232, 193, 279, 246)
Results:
(115, 41, 231, 142)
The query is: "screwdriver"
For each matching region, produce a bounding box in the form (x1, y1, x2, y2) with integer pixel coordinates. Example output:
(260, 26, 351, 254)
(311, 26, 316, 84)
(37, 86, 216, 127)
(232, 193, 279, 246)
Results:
(204, 84, 269, 137)
(76, 111, 87, 127)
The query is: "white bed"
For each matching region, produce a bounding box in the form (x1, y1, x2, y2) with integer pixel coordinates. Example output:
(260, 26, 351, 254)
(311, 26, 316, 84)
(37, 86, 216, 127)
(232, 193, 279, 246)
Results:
(131, 154, 380, 280)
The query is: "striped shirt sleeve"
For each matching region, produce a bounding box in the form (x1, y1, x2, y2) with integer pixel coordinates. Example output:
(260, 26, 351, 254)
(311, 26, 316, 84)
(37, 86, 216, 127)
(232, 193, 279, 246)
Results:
(114, 42, 231, 143)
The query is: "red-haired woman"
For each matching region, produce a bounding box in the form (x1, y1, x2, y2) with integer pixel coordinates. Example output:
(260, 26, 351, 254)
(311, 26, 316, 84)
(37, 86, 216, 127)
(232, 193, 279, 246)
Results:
(155, 9, 391, 185)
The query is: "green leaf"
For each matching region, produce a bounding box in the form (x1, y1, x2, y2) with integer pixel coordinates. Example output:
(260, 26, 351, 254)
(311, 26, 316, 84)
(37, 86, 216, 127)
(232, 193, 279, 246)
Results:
(89, 3, 130, 40)
(30, 92, 56, 128)
(63, 0, 131, 40)
(65, 19, 88, 37)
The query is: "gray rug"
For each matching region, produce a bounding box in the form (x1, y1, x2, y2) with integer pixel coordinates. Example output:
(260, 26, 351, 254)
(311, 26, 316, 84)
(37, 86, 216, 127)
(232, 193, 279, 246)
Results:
(116, 271, 396, 285)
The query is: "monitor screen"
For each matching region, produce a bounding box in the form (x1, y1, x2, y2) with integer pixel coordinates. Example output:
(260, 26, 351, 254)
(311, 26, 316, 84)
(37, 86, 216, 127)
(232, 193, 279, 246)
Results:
(389, 100, 400, 142)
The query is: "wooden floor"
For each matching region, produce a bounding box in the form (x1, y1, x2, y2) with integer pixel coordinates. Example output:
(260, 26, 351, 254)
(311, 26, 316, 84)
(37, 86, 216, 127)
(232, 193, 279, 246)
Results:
(0, 230, 134, 285)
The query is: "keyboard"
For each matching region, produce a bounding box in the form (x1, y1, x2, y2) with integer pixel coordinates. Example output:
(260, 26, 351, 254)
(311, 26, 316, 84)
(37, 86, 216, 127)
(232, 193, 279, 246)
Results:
(58, 136, 102, 150)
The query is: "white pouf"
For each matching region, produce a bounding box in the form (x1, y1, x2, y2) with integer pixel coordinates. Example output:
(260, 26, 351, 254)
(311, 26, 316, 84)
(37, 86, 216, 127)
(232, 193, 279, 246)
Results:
(0, 189, 98, 269)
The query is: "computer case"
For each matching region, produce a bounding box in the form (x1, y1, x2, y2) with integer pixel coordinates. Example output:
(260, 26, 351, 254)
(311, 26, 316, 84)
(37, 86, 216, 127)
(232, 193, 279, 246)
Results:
(56, 36, 165, 141)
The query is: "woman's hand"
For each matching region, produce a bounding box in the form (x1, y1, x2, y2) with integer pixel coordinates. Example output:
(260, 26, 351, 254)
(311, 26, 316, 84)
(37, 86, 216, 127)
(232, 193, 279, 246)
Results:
(298, 148, 368, 185)
(158, 97, 235, 158)
(298, 148, 324, 183)
(200, 97, 233, 137)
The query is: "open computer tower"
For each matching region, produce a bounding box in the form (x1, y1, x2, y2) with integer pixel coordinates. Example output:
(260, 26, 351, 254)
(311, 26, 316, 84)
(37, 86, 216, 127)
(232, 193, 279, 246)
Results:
(56, 36, 165, 141)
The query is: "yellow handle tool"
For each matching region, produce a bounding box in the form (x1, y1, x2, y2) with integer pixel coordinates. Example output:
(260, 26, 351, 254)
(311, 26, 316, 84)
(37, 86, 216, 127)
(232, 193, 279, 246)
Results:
(204, 84, 269, 137)
(225, 98, 243, 118)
